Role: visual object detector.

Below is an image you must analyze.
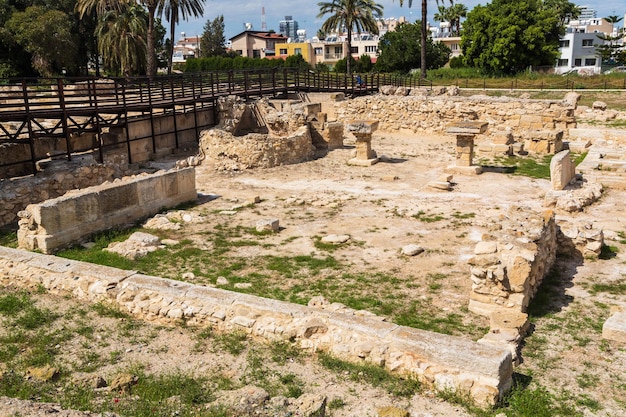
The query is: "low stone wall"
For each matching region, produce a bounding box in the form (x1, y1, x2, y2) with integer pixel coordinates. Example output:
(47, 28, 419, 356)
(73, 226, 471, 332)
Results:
(199, 97, 317, 171)
(16, 167, 197, 253)
(333, 94, 576, 150)
(468, 208, 558, 316)
(0, 156, 128, 227)
(0, 245, 513, 406)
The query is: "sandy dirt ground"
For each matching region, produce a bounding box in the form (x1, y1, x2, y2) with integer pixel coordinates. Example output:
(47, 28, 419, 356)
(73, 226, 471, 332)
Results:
(3, 127, 626, 417)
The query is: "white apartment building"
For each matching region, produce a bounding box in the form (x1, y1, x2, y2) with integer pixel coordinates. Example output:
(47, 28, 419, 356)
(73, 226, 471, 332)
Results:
(555, 17, 616, 74)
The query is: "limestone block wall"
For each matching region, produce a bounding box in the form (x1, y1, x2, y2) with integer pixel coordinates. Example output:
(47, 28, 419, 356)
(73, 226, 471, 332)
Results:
(0, 245, 513, 406)
(333, 95, 576, 148)
(468, 208, 558, 316)
(16, 167, 197, 253)
(0, 158, 126, 227)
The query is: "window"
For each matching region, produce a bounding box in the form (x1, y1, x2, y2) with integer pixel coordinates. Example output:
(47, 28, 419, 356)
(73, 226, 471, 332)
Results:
(253, 49, 261, 58)
(574, 58, 581, 66)
(279, 48, 288, 55)
(559, 40, 570, 48)
(334, 46, 342, 54)
(557, 59, 569, 67)
(350, 46, 358, 54)
(294, 48, 302, 55)
(585, 58, 596, 66)
(582, 39, 594, 47)
(365, 45, 377, 53)
(314, 47, 323, 55)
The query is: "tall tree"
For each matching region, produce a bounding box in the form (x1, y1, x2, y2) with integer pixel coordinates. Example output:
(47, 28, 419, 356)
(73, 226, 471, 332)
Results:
(77, 0, 163, 76)
(596, 15, 624, 65)
(317, 0, 383, 75)
(434, 1, 467, 36)
(6, 6, 78, 76)
(158, 0, 204, 74)
(376, 20, 450, 72)
(395, 0, 451, 79)
(200, 15, 226, 57)
(461, 0, 563, 74)
(542, 0, 580, 25)
(96, 3, 148, 76)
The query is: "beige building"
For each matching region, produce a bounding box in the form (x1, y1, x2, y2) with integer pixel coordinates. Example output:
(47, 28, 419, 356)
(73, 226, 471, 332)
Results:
(229, 31, 289, 59)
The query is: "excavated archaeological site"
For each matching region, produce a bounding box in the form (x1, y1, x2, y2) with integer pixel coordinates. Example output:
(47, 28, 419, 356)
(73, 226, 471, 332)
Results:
(1, 88, 626, 416)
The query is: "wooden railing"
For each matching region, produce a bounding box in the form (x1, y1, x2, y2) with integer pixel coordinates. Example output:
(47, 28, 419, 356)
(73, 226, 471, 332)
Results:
(0, 68, 426, 177)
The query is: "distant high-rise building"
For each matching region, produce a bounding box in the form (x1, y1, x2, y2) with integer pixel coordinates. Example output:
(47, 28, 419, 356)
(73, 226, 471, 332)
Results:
(578, 5, 597, 21)
(279, 16, 299, 40)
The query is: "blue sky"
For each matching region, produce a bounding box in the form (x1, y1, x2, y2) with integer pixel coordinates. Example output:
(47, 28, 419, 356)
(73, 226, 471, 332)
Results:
(176, 1, 626, 43)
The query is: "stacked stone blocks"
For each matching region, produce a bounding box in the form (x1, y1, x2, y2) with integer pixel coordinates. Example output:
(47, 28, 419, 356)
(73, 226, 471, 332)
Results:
(0, 245, 513, 406)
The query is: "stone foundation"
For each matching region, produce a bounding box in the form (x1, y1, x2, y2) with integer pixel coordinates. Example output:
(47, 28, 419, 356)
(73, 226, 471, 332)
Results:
(16, 167, 197, 253)
(334, 95, 575, 150)
(0, 246, 513, 406)
(0, 157, 128, 227)
(199, 97, 318, 171)
(468, 208, 558, 316)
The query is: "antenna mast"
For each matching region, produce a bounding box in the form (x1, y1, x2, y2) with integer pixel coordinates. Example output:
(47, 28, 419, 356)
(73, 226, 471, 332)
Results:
(261, 7, 267, 30)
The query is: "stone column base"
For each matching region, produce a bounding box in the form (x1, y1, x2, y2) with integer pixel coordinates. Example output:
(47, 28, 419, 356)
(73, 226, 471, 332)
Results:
(445, 165, 483, 175)
(347, 157, 379, 166)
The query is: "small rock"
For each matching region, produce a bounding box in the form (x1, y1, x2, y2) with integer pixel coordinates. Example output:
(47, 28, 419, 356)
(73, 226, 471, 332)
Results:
(234, 282, 253, 289)
(401, 244, 424, 256)
(26, 366, 59, 382)
(320, 234, 350, 244)
(216, 276, 229, 285)
(181, 272, 195, 280)
(256, 219, 280, 233)
(109, 373, 138, 393)
(294, 393, 327, 417)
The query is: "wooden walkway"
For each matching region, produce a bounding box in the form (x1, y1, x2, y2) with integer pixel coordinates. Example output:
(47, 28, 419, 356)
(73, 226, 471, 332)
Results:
(0, 69, 417, 176)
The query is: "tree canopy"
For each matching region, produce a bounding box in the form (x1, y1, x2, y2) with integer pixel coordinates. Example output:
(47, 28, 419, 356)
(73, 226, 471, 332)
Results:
(461, 0, 567, 74)
(375, 21, 450, 73)
(200, 15, 227, 57)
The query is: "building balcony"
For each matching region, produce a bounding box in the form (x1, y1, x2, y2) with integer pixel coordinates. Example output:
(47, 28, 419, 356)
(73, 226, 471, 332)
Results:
(324, 53, 344, 60)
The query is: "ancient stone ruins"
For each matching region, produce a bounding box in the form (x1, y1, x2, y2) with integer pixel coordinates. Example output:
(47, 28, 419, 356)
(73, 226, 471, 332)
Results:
(2, 87, 626, 408)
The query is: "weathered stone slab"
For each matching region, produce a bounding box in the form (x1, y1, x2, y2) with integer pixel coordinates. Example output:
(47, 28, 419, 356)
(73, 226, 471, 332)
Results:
(346, 120, 379, 135)
(446, 121, 488, 135)
(17, 168, 197, 254)
(550, 150, 576, 190)
(602, 312, 626, 343)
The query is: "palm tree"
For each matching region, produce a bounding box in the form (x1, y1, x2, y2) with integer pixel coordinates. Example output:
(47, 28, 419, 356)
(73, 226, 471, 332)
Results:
(395, 0, 427, 78)
(317, 0, 383, 75)
(96, 3, 148, 76)
(434, 1, 467, 36)
(158, 0, 205, 74)
(77, 0, 162, 76)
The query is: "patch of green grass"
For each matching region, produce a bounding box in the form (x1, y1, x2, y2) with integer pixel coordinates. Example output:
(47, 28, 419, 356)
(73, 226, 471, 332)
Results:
(269, 340, 301, 363)
(213, 330, 247, 355)
(0, 228, 18, 247)
(412, 210, 445, 222)
(0, 291, 30, 315)
(599, 244, 618, 260)
(576, 372, 600, 389)
(90, 302, 131, 319)
(589, 282, 626, 295)
(318, 352, 420, 397)
(451, 211, 475, 219)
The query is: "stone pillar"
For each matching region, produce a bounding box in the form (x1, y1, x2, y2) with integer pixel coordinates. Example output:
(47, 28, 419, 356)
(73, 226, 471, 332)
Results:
(456, 135, 475, 166)
(347, 120, 379, 166)
(445, 121, 488, 175)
